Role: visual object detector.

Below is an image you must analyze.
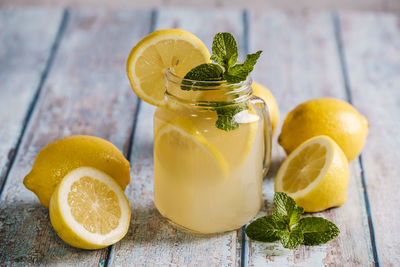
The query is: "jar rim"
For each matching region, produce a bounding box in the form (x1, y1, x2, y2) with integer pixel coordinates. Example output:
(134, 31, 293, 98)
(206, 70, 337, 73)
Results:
(165, 68, 252, 91)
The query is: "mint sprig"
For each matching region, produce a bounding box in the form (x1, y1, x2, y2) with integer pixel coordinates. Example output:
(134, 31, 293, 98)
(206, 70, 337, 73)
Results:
(245, 192, 340, 250)
(223, 51, 262, 83)
(210, 32, 238, 70)
(181, 32, 262, 131)
(182, 63, 223, 90)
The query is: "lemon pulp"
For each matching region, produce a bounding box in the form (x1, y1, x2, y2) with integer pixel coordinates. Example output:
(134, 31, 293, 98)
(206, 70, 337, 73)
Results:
(126, 29, 210, 106)
(50, 167, 131, 249)
(68, 176, 121, 235)
(275, 135, 349, 212)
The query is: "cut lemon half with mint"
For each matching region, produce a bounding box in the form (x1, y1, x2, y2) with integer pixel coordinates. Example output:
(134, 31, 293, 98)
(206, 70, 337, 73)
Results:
(154, 117, 229, 178)
(126, 29, 210, 106)
(275, 135, 349, 212)
(49, 166, 131, 249)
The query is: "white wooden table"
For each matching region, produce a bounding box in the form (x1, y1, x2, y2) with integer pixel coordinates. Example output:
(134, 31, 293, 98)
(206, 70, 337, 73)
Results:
(0, 7, 398, 266)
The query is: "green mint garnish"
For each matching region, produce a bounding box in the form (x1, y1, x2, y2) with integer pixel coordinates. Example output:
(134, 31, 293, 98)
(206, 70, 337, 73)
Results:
(182, 63, 223, 90)
(214, 102, 248, 131)
(181, 32, 262, 131)
(272, 192, 304, 227)
(223, 51, 262, 83)
(278, 225, 304, 249)
(298, 217, 340, 246)
(210, 32, 238, 70)
(244, 215, 285, 242)
(245, 192, 340, 250)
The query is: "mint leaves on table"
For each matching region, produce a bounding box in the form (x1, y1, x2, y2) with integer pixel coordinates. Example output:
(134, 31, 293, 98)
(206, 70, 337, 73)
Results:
(245, 192, 339, 250)
(182, 32, 262, 131)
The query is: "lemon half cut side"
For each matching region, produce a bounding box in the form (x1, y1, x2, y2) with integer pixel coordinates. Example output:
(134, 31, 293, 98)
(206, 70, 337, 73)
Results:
(275, 135, 349, 212)
(49, 166, 131, 249)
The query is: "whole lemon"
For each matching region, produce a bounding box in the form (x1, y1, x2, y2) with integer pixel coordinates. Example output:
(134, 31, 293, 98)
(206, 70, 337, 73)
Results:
(23, 135, 130, 208)
(278, 98, 368, 162)
(252, 81, 280, 136)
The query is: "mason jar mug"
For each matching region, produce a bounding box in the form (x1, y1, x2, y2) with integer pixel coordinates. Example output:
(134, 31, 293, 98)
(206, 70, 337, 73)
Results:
(153, 69, 272, 234)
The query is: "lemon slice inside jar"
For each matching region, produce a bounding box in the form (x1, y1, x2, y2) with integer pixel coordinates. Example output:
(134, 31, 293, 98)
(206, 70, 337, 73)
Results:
(154, 117, 229, 179)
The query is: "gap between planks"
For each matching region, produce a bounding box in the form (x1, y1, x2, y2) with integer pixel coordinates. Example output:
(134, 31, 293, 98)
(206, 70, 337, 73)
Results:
(102, 8, 158, 267)
(0, 9, 69, 196)
(332, 12, 380, 266)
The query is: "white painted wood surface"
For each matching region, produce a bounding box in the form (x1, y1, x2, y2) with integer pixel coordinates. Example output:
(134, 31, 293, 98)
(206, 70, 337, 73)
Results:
(0, 9, 151, 265)
(0, 6, 397, 266)
(0, 8, 63, 192)
(245, 10, 375, 266)
(340, 12, 400, 266)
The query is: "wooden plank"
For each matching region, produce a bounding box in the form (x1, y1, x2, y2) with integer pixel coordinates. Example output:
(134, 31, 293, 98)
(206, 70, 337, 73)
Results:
(339, 12, 400, 266)
(245, 10, 375, 266)
(1, 0, 399, 13)
(0, 8, 63, 193)
(109, 8, 246, 266)
(0, 8, 152, 265)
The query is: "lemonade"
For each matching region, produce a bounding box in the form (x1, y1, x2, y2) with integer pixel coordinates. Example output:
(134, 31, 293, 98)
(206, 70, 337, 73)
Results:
(153, 70, 270, 234)
(126, 30, 270, 234)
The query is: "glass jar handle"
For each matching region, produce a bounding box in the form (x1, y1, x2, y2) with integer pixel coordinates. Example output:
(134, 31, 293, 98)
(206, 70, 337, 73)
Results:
(250, 96, 272, 177)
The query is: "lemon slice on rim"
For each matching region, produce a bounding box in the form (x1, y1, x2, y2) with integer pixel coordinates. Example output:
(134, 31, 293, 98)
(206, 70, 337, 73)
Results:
(155, 117, 229, 178)
(49, 167, 131, 249)
(126, 29, 210, 106)
(275, 135, 349, 212)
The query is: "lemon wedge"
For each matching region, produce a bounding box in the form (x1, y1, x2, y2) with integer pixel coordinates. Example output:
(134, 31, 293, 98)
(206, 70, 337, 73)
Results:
(126, 29, 210, 106)
(49, 167, 131, 249)
(154, 117, 229, 178)
(275, 135, 349, 212)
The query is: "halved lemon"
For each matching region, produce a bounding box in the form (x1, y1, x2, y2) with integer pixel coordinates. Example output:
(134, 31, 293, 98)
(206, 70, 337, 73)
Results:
(275, 135, 349, 212)
(126, 29, 210, 106)
(154, 117, 229, 178)
(49, 167, 131, 249)
(24, 135, 130, 208)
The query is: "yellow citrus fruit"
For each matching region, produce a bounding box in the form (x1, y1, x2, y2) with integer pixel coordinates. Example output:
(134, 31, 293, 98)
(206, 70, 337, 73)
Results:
(252, 81, 280, 136)
(278, 98, 368, 161)
(155, 117, 229, 178)
(23, 135, 130, 208)
(49, 166, 131, 249)
(275, 135, 349, 212)
(126, 29, 210, 106)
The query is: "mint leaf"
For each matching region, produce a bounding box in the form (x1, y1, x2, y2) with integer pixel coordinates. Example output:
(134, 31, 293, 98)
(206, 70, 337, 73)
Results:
(181, 32, 262, 131)
(245, 192, 340, 251)
(278, 225, 304, 249)
(181, 63, 223, 90)
(223, 51, 262, 83)
(245, 215, 286, 242)
(210, 32, 238, 70)
(273, 192, 304, 227)
(214, 101, 248, 131)
(289, 206, 304, 227)
(298, 217, 340, 246)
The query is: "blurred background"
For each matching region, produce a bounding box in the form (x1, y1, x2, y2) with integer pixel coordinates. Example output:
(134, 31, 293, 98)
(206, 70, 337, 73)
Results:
(1, 0, 399, 11)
